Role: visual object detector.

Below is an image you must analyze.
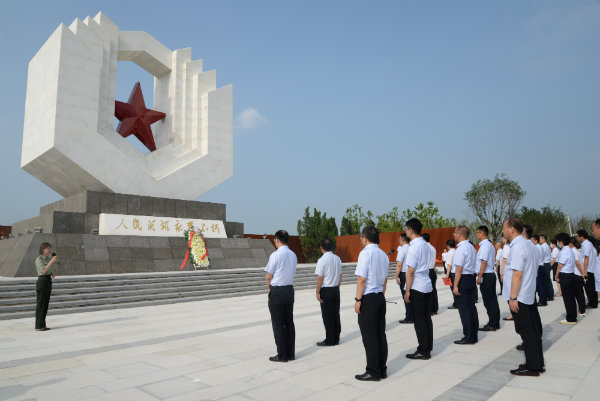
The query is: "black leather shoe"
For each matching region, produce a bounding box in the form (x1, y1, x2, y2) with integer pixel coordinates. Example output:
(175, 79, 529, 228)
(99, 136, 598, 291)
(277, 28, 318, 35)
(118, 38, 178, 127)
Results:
(478, 326, 497, 331)
(519, 364, 545, 373)
(269, 355, 288, 362)
(316, 341, 332, 346)
(537, 303, 547, 307)
(516, 344, 525, 351)
(381, 371, 387, 379)
(399, 319, 414, 324)
(405, 352, 431, 360)
(510, 367, 540, 376)
(448, 305, 458, 309)
(454, 339, 477, 345)
(355, 372, 380, 381)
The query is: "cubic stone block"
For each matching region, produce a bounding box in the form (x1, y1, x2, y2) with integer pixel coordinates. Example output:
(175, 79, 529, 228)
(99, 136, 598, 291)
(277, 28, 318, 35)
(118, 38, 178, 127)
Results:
(52, 212, 70, 233)
(164, 199, 176, 218)
(108, 247, 132, 260)
(127, 195, 141, 215)
(86, 261, 112, 274)
(130, 247, 153, 259)
(84, 247, 110, 261)
(140, 196, 153, 216)
(175, 200, 187, 218)
(69, 213, 85, 233)
(113, 194, 128, 214)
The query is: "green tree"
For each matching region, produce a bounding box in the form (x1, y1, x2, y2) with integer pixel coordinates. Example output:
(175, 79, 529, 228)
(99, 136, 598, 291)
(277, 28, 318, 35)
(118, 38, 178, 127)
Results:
(340, 204, 375, 235)
(465, 173, 525, 241)
(297, 207, 339, 262)
(570, 214, 600, 236)
(399, 201, 457, 230)
(517, 206, 568, 240)
(376, 206, 404, 233)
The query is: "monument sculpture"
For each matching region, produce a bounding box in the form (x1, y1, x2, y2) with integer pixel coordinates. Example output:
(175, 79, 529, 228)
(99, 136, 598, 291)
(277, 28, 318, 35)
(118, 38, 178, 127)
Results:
(0, 12, 275, 277)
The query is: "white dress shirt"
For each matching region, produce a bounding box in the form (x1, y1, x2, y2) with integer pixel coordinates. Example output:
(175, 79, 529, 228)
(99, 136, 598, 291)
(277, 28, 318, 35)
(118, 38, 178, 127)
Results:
(541, 243, 552, 264)
(428, 243, 436, 270)
(495, 248, 503, 265)
(315, 251, 342, 287)
(477, 239, 496, 274)
(446, 248, 456, 272)
(581, 239, 598, 274)
(265, 245, 297, 286)
(404, 237, 433, 293)
(503, 235, 537, 305)
(355, 244, 389, 295)
(453, 240, 477, 275)
(572, 247, 583, 276)
(558, 246, 576, 274)
(535, 243, 543, 266)
(396, 244, 410, 273)
(551, 247, 560, 263)
(502, 244, 511, 265)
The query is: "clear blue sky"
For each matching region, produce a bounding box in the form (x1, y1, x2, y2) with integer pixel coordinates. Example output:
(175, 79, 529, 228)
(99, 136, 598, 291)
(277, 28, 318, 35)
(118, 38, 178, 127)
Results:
(1, 0, 599, 234)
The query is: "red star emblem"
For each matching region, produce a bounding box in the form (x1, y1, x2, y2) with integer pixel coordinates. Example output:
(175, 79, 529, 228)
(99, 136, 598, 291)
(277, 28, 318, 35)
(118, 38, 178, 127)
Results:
(114, 82, 165, 152)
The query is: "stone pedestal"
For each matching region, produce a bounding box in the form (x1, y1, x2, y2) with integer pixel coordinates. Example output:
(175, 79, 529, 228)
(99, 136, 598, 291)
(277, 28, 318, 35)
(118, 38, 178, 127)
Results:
(0, 191, 274, 277)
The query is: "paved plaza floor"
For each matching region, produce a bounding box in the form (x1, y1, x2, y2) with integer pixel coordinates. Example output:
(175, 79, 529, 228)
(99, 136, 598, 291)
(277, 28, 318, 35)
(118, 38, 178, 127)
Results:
(1, 280, 599, 401)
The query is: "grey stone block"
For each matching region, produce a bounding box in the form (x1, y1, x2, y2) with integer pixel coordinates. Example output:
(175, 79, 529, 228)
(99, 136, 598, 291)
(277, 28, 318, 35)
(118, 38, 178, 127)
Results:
(133, 259, 155, 272)
(222, 248, 253, 259)
(86, 261, 112, 274)
(52, 212, 70, 233)
(111, 260, 133, 273)
(175, 200, 187, 218)
(226, 258, 256, 269)
(105, 236, 130, 248)
(164, 199, 176, 218)
(58, 259, 85, 275)
(127, 195, 141, 215)
(152, 198, 165, 217)
(220, 238, 250, 249)
(154, 259, 179, 271)
(85, 214, 99, 234)
(209, 258, 227, 269)
(140, 196, 153, 216)
(152, 248, 172, 260)
(108, 247, 132, 260)
(84, 247, 109, 261)
(59, 246, 85, 261)
(100, 193, 115, 214)
(171, 246, 187, 260)
(128, 237, 150, 248)
(149, 237, 170, 248)
(130, 247, 153, 259)
(69, 213, 85, 234)
(55, 234, 83, 248)
(186, 201, 200, 218)
(82, 235, 107, 249)
(168, 237, 188, 248)
(254, 258, 268, 267)
(207, 248, 224, 259)
(204, 238, 221, 248)
(113, 194, 128, 214)
(225, 222, 244, 238)
(86, 192, 102, 214)
(251, 248, 267, 259)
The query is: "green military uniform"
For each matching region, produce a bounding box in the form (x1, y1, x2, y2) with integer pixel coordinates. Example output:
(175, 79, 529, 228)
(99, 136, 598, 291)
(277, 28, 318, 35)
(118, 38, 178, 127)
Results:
(35, 255, 53, 329)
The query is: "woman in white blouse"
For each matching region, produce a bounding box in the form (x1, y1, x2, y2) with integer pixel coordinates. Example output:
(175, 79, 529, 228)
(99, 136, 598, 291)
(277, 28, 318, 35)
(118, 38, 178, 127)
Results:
(569, 237, 586, 316)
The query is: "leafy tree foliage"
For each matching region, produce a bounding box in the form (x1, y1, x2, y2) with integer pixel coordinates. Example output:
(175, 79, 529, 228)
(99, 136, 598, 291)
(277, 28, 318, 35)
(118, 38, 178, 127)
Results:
(340, 204, 375, 235)
(395, 201, 456, 231)
(297, 207, 339, 262)
(517, 205, 568, 239)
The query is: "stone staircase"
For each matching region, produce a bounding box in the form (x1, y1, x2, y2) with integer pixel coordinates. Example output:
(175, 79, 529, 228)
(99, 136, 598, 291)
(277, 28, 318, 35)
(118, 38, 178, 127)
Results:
(0, 263, 396, 320)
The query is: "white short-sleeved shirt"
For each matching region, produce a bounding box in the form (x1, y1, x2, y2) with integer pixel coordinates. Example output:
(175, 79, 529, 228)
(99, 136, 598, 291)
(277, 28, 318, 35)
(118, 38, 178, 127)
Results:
(446, 248, 456, 272)
(581, 239, 598, 274)
(503, 235, 538, 304)
(396, 244, 410, 272)
(495, 248, 503, 264)
(535, 243, 544, 266)
(355, 244, 389, 295)
(541, 242, 552, 264)
(265, 245, 297, 286)
(551, 247, 560, 263)
(315, 251, 342, 287)
(477, 239, 496, 274)
(571, 247, 583, 276)
(502, 244, 511, 264)
(558, 246, 576, 274)
(452, 240, 477, 275)
(404, 237, 433, 293)
(428, 243, 436, 270)
(442, 251, 447, 263)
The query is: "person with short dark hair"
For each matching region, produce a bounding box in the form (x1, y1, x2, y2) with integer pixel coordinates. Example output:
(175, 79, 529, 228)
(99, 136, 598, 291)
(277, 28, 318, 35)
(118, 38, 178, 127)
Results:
(539, 235, 554, 301)
(576, 230, 598, 309)
(452, 225, 479, 344)
(521, 226, 543, 336)
(555, 233, 578, 324)
(396, 234, 413, 324)
(476, 226, 500, 331)
(550, 239, 561, 296)
(404, 219, 434, 360)
(495, 239, 505, 295)
(265, 230, 297, 362)
(444, 239, 458, 309)
(354, 226, 389, 381)
(35, 242, 57, 331)
(531, 234, 547, 306)
(503, 218, 545, 376)
(593, 220, 600, 299)
(568, 237, 586, 317)
(315, 238, 343, 346)
(422, 233, 439, 315)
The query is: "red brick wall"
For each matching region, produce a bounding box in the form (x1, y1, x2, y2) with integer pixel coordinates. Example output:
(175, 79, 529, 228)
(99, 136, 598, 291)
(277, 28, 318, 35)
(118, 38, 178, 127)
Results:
(0, 226, 11, 238)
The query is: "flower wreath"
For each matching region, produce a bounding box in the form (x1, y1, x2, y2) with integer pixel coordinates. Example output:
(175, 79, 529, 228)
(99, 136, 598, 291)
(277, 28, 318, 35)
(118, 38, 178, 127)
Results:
(181, 229, 210, 269)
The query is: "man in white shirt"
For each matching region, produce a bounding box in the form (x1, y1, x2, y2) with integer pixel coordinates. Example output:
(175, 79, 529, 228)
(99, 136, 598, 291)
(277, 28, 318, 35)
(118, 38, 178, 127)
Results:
(444, 239, 458, 309)
(593, 219, 600, 296)
(503, 218, 545, 376)
(550, 239, 561, 296)
(315, 238, 343, 347)
(265, 230, 297, 362)
(555, 233, 578, 324)
(452, 226, 479, 344)
(354, 226, 389, 381)
(395, 234, 413, 324)
(476, 226, 500, 331)
(495, 239, 504, 295)
(576, 230, 598, 309)
(539, 235, 554, 301)
(422, 233, 439, 315)
(404, 218, 433, 360)
(531, 235, 548, 306)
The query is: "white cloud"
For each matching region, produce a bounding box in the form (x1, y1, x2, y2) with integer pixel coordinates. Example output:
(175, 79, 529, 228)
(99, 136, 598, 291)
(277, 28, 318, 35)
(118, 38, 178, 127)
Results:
(235, 107, 268, 131)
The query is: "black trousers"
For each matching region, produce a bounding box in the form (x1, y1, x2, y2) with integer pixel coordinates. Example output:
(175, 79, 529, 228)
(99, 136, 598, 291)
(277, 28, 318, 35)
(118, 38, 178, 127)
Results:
(268, 285, 295, 360)
(358, 292, 388, 378)
(585, 272, 598, 308)
(497, 268, 503, 294)
(410, 289, 433, 355)
(399, 272, 414, 321)
(536, 265, 547, 305)
(456, 274, 478, 342)
(512, 301, 544, 370)
(319, 286, 341, 344)
(551, 262, 558, 281)
(574, 275, 586, 314)
(543, 263, 554, 300)
(450, 272, 457, 307)
(480, 273, 500, 328)
(35, 275, 52, 329)
(559, 273, 577, 322)
(428, 269, 438, 313)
